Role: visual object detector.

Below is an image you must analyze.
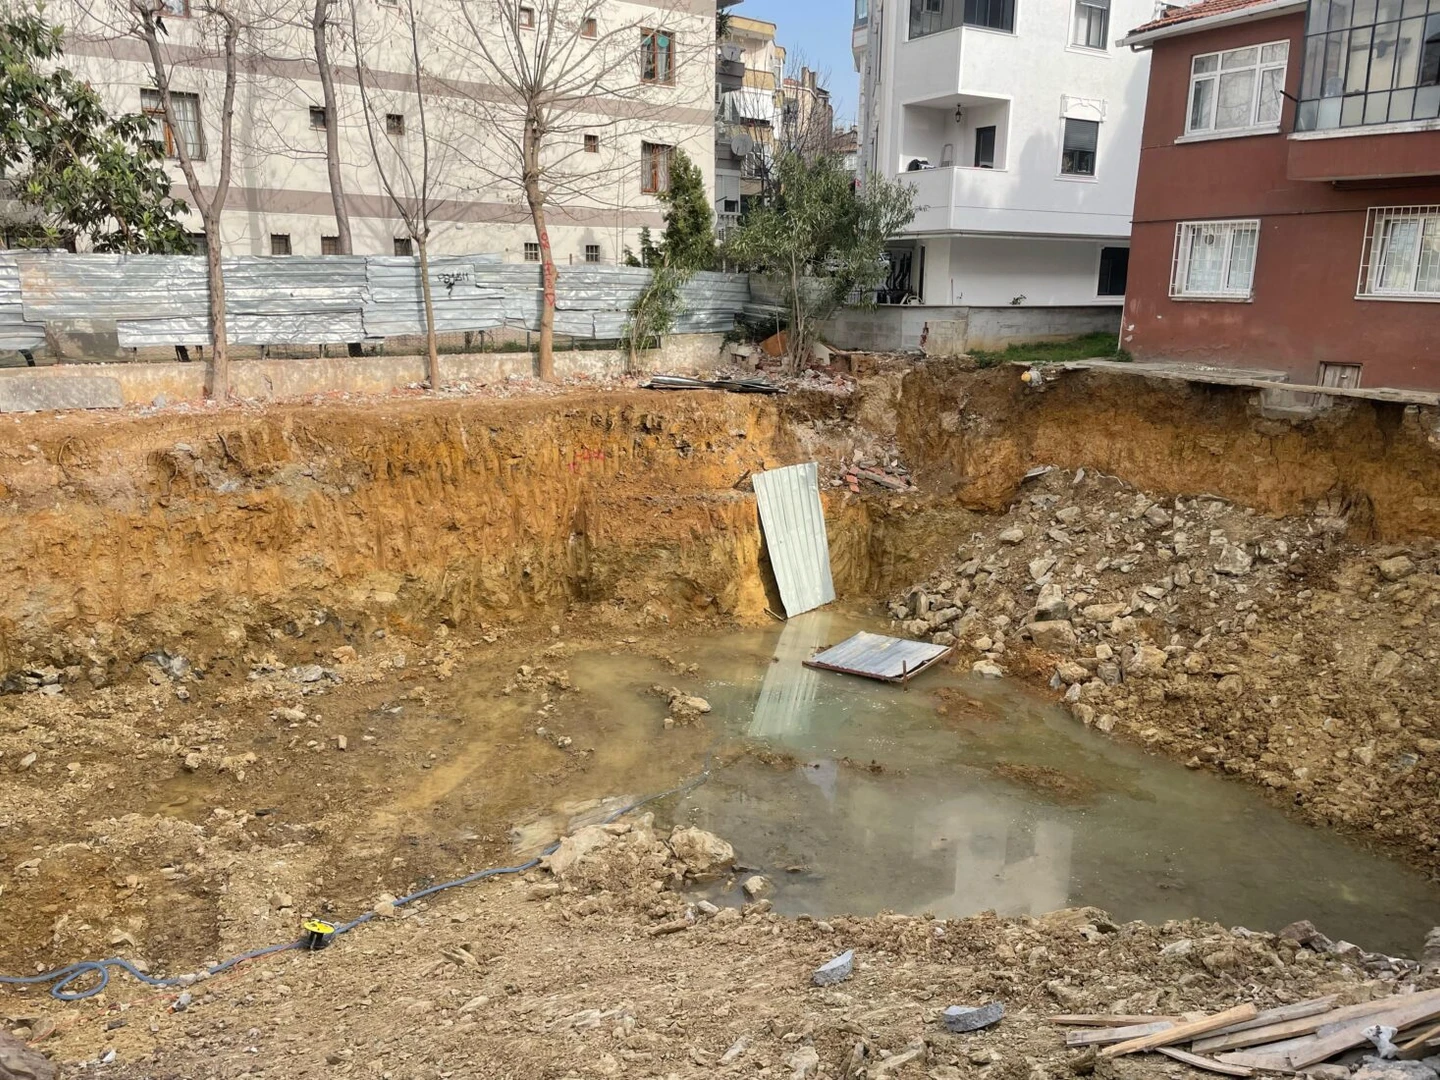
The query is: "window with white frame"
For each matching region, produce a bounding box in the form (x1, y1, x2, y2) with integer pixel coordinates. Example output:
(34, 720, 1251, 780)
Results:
(1170, 220, 1260, 299)
(1072, 0, 1109, 50)
(1358, 206, 1440, 300)
(1187, 41, 1288, 135)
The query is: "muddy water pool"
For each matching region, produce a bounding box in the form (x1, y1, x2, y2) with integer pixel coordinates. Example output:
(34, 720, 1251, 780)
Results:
(554, 611, 1439, 956)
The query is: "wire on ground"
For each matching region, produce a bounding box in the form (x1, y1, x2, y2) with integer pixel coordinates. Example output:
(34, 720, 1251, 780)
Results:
(0, 757, 713, 1002)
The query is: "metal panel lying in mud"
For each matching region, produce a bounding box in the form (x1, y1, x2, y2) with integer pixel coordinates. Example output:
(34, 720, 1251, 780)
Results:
(803, 631, 953, 683)
(752, 462, 835, 618)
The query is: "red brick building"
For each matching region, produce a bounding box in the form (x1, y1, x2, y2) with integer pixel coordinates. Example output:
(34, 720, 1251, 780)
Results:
(1120, 0, 1440, 391)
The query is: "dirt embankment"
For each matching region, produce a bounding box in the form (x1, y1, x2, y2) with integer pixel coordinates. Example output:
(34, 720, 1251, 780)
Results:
(0, 389, 973, 681)
(891, 364, 1440, 539)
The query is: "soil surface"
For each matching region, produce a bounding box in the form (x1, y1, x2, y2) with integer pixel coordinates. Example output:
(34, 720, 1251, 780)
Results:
(5, 363, 1440, 1078)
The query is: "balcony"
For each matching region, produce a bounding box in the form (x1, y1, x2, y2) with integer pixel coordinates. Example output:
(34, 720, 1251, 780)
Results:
(896, 24, 966, 104)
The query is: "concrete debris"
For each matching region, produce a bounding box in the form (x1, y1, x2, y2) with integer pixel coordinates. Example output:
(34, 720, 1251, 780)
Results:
(942, 1000, 1005, 1033)
(1354, 1064, 1438, 1080)
(1378, 555, 1417, 581)
(787, 1045, 820, 1079)
(812, 950, 854, 986)
(667, 826, 735, 879)
(741, 874, 773, 900)
(1214, 545, 1254, 576)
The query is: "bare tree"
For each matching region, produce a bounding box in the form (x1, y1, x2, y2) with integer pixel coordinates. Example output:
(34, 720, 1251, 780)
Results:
(312, 0, 353, 255)
(132, 0, 241, 398)
(443, 0, 709, 382)
(348, 0, 445, 386)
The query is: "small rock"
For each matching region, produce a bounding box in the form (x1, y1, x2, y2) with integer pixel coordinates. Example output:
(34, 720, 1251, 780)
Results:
(1215, 545, 1254, 576)
(270, 892, 294, 910)
(696, 900, 719, 917)
(274, 707, 306, 723)
(335, 735, 348, 751)
(1143, 504, 1172, 527)
(16, 752, 37, 772)
(173, 990, 193, 1012)
(527, 883, 560, 901)
(972, 660, 1004, 679)
(788, 1046, 820, 1079)
(1055, 506, 1082, 524)
(1029, 620, 1077, 652)
(998, 527, 1025, 545)
(1029, 556, 1057, 582)
(290, 664, 332, 683)
(1378, 555, 1417, 582)
(742, 874, 773, 900)
(0, 1030, 56, 1080)
(668, 827, 735, 879)
(182, 751, 202, 771)
(942, 1000, 1005, 1033)
(1354, 1063, 1438, 1080)
(813, 950, 854, 986)
(1035, 583, 1069, 621)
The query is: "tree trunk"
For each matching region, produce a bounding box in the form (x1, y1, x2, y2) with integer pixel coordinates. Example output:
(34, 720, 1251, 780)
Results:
(313, 0, 352, 255)
(203, 219, 230, 398)
(416, 232, 440, 387)
(527, 200, 557, 382)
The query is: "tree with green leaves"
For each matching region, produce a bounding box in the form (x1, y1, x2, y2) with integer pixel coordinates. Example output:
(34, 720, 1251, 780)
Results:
(0, 6, 191, 253)
(724, 152, 916, 371)
(624, 147, 716, 369)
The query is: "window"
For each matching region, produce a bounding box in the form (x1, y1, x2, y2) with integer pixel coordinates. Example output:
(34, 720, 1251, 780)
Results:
(641, 28, 676, 84)
(270, 233, 292, 256)
(1170, 220, 1260, 299)
(1098, 246, 1129, 296)
(1358, 206, 1440, 300)
(524, 242, 541, 262)
(140, 89, 204, 159)
(393, 237, 413, 256)
(856, 0, 869, 24)
(161, 0, 190, 16)
(582, 16, 597, 37)
(1072, 0, 1109, 50)
(909, 0, 1015, 38)
(584, 133, 600, 153)
(386, 113, 405, 135)
(973, 125, 996, 168)
(585, 244, 601, 263)
(1187, 41, 1288, 135)
(641, 141, 672, 193)
(309, 106, 327, 130)
(321, 235, 341, 255)
(1297, 7, 1440, 131)
(518, 5, 534, 28)
(723, 197, 740, 213)
(1061, 118, 1098, 176)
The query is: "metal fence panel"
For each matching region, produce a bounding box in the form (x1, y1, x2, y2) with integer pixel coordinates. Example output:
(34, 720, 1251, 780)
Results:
(0, 257, 44, 351)
(1, 252, 752, 352)
(752, 462, 836, 618)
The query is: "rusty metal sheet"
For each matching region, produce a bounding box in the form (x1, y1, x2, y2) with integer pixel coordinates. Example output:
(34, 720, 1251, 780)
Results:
(802, 631, 953, 683)
(752, 462, 835, 618)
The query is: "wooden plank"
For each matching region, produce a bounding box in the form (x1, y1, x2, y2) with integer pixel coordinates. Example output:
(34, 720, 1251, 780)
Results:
(1048, 1014, 1181, 1027)
(1157, 1046, 1255, 1077)
(1290, 994, 1440, 1070)
(1209, 997, 1338, 1037)
(1065, 1020, 1176, 1047)
(1099, 1004, 1257, 1059)
(1215, 1048, 1300, 1074)
(1194, 988, 1440, 1054)
(1399, 1020, 1440, 1060)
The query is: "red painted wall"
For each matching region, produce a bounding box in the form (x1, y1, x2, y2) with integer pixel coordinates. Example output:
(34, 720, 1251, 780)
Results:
(1125, 13, 1440, 390)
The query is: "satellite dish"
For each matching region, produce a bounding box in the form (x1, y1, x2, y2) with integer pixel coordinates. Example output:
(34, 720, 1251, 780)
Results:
(732, 133, 755, 156)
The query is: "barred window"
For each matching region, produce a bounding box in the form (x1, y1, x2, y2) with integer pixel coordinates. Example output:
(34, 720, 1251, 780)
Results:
(1357, 206, 1440, 300)
(1170, 220, 1260, 299)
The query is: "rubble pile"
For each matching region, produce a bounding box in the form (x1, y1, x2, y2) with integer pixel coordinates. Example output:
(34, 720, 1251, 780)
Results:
(891, 467, 1440, 861)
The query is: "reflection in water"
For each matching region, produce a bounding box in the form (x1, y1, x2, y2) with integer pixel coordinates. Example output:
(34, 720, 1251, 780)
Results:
(748, 613, 833, 739)
(560, 613, 1440, 955)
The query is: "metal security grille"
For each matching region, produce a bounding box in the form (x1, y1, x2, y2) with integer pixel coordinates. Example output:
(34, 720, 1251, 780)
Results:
(1357, 205, 1440, 300)
(1170, 220, 1261, 299)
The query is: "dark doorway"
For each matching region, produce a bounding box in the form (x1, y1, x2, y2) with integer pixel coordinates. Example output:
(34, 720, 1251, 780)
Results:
(974, 125, 996, 168)
(1098, 246, 1129, 296)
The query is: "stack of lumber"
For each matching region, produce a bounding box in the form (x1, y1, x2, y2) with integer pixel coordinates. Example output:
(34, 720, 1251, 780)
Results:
(1049, 988, 1440, 1076)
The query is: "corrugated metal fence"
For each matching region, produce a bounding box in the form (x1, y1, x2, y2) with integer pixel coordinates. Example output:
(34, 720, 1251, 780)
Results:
(0, 252, 753, 353)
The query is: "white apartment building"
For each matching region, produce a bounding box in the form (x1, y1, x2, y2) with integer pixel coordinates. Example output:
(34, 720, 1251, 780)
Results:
(852, 0, 1152, 307)
(40, 0, 717, 264)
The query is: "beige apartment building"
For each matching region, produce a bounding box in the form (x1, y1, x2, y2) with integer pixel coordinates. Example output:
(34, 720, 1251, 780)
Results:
(44, 0, 718, 264)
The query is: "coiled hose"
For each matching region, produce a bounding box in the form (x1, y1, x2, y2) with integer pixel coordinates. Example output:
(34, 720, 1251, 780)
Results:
(0, 756, 714, 1002)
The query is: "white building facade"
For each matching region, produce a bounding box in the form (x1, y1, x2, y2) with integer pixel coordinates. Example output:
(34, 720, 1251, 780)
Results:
(853, 0, 1152, 308)
(36, 0, 717, 265)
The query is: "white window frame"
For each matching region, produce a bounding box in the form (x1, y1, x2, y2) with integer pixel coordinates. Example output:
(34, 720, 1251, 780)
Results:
(1357, 206, 1440, 301)
(1185, 40, 1289, 137)
(1071, 0, 1110, 52)
(1170, 219, 1261, 300)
